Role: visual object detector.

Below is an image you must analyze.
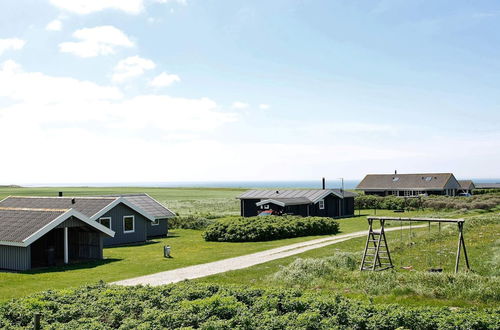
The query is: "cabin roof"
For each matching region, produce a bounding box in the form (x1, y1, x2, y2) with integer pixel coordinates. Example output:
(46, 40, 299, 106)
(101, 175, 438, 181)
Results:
(97, 194, 175, 218)
(0, 207, 114, 246)
(356, 173, 456, 190)
(0, 196, 118, 218)
(238, 189, 356, 203)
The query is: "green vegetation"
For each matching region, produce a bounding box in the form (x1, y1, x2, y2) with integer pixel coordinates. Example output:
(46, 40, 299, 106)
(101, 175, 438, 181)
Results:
(0, 186, 244, 217)
(203, 216, 339, 242)
(0, 229, 339, 302)
(1, 282, 499, 329)
(198, 213, 500, 308)
(355, 193, 500, 211)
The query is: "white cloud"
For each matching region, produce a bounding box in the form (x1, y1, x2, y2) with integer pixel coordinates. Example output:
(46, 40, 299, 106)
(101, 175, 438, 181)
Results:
(259, 104, 270, 110)
(149, 72, 180, 87)
(49, 0, 144, 15)
(156, 0, 187, 5)
(232, 101, 249, 109)
(0, 60, 122, 104)
(0, 38, 25, 56)
(112, 56, 155, 83)
(0, 60, 239, 183)
(46, 19, 62, 31)
(59, 26, 134, 58)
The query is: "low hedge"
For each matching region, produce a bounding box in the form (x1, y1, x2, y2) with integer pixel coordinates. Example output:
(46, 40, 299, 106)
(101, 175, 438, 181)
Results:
(203, 215, 339, 242)
(1, 282, 499, 329)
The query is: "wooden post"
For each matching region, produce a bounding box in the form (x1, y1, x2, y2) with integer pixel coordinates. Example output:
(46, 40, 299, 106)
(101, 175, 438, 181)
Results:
(64, 227, 69, 264)
(455, 223, 462, 273)
(457, 222, 470, 272)
(360, 218, 373, 271)
(33, 313, 41, 330)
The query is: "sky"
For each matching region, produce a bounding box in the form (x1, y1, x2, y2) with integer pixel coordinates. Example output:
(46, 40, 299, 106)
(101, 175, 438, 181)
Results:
(0, 0, 499, 185)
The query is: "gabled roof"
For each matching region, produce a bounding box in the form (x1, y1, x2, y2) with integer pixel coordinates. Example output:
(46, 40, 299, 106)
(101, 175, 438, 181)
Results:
(458, 180, 475, 190)
(356, 173, 457, 191)
(0, 207, 114, 247)
(97, 194, 175, 219)
(0, 196, 118, 218)
(238, 189, 356, 203)
(0, 196, 157, 222)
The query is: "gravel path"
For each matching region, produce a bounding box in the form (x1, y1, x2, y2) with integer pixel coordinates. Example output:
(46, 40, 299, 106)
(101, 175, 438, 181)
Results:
(113, 224, 425, 286)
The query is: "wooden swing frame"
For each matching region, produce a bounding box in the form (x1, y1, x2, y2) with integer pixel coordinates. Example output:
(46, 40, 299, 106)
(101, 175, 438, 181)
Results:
(360, 217, 470, 273)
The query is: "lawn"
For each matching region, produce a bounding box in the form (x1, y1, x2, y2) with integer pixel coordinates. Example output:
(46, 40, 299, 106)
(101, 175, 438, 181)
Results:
(0, 186, 492, 304)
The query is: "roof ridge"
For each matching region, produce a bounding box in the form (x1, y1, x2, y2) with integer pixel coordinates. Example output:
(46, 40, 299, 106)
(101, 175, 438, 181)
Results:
(0, 207, 69, 212)
(9, 196, 118, 200)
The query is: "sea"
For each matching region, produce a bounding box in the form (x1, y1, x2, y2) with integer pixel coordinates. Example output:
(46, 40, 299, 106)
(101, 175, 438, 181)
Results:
(22, 178, 500, 189)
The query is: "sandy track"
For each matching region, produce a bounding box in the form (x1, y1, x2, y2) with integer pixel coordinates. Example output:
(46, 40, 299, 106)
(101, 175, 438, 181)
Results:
(113, 224, 425, 286)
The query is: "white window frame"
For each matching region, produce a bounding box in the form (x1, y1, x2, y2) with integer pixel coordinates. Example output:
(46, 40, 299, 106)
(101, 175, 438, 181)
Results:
(152, 218, 160, 226)
(318, 200, 325, 210)
(98, 217, 112, 229)
(123, 215, 135, 234)
(263, 204, 270, 210)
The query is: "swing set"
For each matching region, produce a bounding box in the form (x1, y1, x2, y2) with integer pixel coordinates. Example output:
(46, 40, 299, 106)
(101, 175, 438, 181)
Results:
(360, 217, 470, 273)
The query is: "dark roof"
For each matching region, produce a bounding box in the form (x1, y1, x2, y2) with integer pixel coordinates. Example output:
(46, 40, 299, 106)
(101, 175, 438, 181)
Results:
(256, 198, 312, 207)
(475, 183, 500, 189)
(0, 207, 67, 243)
(96, 194, 175, 218)
(0, 196, 117, 218)
(238, 189, 356, 203)
(458, 180, 475, 190)
(356, 173, 456, 191)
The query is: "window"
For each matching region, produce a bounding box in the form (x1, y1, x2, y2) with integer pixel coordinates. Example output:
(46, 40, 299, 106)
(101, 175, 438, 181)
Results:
(152, 219, 160, 226)
(123, 216, 135, 233)
(392, 177, 400, 182)
(319, 200, 325, 210)
(99, 217, 111, 229)
(424, 176, 432, 182)
(263, 204, 270, 210)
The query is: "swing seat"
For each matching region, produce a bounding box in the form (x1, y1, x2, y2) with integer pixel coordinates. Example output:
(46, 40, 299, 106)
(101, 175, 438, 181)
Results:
(401, 266, 413, 270)
(428, 268, 443, 273)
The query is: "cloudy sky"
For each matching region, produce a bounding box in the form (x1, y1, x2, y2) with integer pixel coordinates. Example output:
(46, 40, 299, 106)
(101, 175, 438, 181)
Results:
(0, 0, 499, 185)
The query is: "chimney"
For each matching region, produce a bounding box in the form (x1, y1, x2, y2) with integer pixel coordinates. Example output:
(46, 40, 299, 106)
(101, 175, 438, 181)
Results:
(71, 198, 76, 204)
(394, 170, 397, 175)
(322, 177, 326, 190)
(58, 192, 63, 197)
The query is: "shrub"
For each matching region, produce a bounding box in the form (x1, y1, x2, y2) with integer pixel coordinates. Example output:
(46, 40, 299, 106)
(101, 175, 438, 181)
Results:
(169, 215, 215, 230)
(0, 282, 499, 329)
(202, 216, 339, 242)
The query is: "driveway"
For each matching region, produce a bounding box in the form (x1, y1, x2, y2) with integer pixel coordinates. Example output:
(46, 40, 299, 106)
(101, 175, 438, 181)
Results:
(113, 224, 424, 286)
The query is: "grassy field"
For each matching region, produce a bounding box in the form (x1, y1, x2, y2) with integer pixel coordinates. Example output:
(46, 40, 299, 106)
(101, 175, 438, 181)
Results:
(197, 213, 500, 308)
(0, 208, 470, 302)
(0, 186, 497, 308)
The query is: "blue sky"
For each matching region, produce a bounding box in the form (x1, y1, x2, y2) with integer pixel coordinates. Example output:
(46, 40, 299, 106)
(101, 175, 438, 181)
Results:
(0, 0, 499, 184)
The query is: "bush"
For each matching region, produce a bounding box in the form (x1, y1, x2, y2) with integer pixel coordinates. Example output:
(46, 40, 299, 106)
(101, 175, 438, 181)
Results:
(169, 215, 215, 230)
(0, 282, 499, 329)
(203, 215, 340, 242)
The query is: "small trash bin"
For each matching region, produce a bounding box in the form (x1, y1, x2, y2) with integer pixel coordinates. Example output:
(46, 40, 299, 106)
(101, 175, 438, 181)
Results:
(164, 245, 171, 258)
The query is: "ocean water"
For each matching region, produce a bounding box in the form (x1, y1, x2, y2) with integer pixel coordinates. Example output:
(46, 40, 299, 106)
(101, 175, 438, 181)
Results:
(24, 178, 499, 189)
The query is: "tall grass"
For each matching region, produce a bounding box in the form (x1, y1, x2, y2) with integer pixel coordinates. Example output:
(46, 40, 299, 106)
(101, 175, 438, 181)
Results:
(271, 253, 500, 303)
